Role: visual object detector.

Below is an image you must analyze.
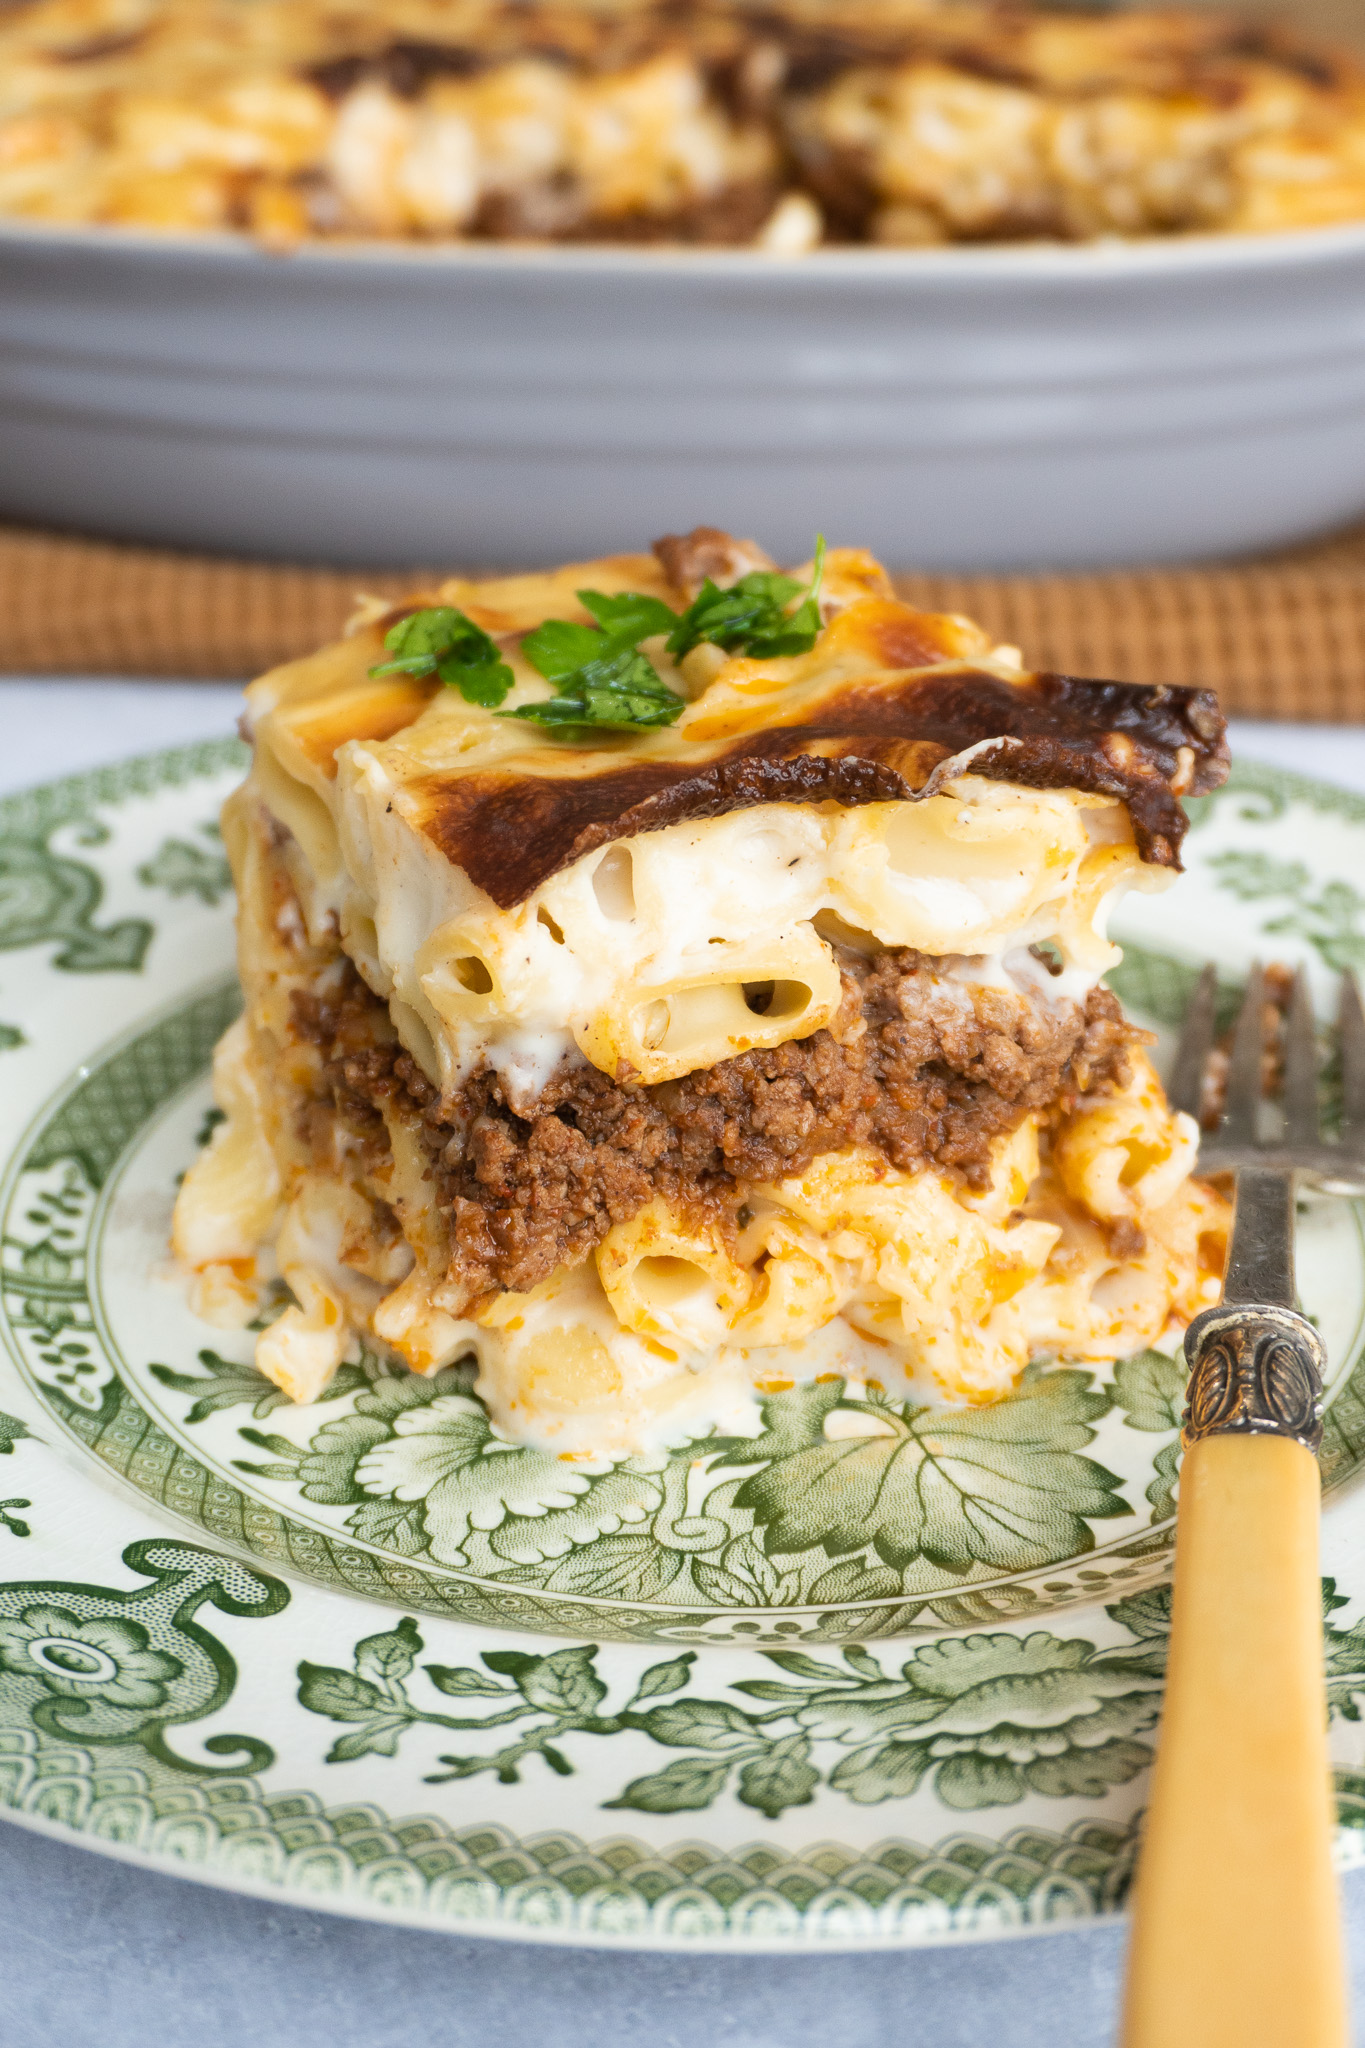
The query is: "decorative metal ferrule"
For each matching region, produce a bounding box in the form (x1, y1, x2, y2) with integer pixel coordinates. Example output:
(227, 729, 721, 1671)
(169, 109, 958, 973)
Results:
(1181, 1303, 1326, 1454)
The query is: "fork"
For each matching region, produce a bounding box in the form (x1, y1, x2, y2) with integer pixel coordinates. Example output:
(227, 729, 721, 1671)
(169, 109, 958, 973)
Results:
(1122, 964, 1365, 2048)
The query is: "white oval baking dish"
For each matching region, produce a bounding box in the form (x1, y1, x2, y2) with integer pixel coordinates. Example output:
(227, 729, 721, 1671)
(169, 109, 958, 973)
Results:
(3, 218, 1365, 570)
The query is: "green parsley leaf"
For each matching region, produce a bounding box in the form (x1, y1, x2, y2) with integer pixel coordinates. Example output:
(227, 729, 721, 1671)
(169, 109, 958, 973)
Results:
(437, 658, 514, 707)
(506, 645, 684, 733)
(521, 590, 679, 683)
(511, 586, 685, 734)
(665, 536, 827, 661)
(371, 605, 513, 708)
(577, 589, 680, 644)
(518, 617, 606, 682)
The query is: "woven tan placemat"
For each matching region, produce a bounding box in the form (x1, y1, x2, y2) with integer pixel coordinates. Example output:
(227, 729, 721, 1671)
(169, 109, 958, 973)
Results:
(4, 518, 1365, 720)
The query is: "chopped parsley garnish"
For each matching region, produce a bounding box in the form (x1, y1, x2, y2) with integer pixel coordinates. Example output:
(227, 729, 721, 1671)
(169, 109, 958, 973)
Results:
(379, 543, 830, 740)
(371, 605, 514, 709)
(507, 645, 686, 731)
(665, 535, 826, 661)
(509, 587, 686, 733)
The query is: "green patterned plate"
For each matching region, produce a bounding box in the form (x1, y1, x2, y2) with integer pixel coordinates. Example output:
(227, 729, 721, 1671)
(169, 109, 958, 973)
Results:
(3, 739, 1365, 1948)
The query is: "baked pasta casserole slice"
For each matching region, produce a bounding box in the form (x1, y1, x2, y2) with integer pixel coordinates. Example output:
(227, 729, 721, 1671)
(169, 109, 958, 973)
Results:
(174, 525, 1232, 1458)
(5, 0, 1365, 246)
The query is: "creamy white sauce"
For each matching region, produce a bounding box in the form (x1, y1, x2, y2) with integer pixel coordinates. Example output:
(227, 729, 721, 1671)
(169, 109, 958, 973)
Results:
(463, 1260, 938, 1462)
(318, 763, 1153, 1096)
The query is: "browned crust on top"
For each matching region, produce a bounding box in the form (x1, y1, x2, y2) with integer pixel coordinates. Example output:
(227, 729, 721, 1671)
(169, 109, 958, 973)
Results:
(411, 668, 1229, 909)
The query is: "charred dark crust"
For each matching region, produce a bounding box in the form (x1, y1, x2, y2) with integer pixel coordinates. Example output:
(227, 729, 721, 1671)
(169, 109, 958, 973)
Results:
(564, 754, 914, 864)
(412, 669, 1228, 908)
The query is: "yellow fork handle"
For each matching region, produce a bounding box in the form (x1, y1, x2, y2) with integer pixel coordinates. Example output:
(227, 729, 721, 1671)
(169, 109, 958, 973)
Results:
(1122, 1434, 1346, 2048)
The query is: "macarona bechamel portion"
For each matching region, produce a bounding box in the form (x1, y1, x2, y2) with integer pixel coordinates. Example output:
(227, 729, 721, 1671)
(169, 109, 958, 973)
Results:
(174, 526, 1231, 1459)
(7, 1, 1365, 248)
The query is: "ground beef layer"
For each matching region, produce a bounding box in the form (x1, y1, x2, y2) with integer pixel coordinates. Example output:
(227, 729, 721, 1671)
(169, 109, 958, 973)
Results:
(291, 946, 1139, 1313)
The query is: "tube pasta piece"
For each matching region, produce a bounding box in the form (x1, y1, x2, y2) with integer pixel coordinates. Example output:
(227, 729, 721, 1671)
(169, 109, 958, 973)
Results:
(730, 1218, 860, 1350)
(826, 785, 1105, 960)
(1052, 1050, 1201, 1225)
(172, 522, 1230, 1457)
(575, 928, 844, 1085)
(1019, 1173, 1229, 1363)
(596, 1199, 752, 1345)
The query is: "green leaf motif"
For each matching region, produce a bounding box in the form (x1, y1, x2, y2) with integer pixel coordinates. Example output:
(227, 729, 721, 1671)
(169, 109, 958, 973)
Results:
(766, 1648, 847, 1681)
(805, 1556, 904, 1605)
(293, 1371, 460, 1508)
(737, 1736, 820, 1819)
(425, 1665, 516, 1698)
(532, 1533, 688, 1602)
(729, 1367, 1125, 1574)
(482, 1648, 541, 1680)
(1111, 1351, 1185, 1434)
(515, 1645, 608, 1717)
(697, 1531, 803, 1607)
(1148, 1441, 1181, 1522)
(1207, 849, 1365, 974)
(1207, 851, 1312, 902)
(810, 1630, 1163, 1809)
(354, 1616, 422, 1688)
(604, 1754, 736, 1815)
(1106, 1583, 1173, 1646)
(348, 1390, 665, 1568)
(721, 1626, 1168, 1814)
(640, 1698, 758, 1751)
(1020, 1737, 1155, 1801)
(0, 835, 152, 974)
(344, 1497, 430, 1555)
(291, 1566, 1365, 1816)
(52, 919, 152, 973)
(0, 1412, 30, 1455)
(296, 1662, 387, 1721)
(1111, 1351, 1185, 1520)
(154, 1346, 362, 1424)
(0, 1022, 24, 1051)
(828, 1739, 932, 1804)
(136, 836, 232, 906)
(629, 1652, 697, 1705)
(1324, 1580, 1365, 1723)
(326, 1715, 412, 1763)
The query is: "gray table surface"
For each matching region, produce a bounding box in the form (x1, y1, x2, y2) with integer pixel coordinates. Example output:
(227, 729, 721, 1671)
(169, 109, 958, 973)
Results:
(4, 684, 1365, 2048)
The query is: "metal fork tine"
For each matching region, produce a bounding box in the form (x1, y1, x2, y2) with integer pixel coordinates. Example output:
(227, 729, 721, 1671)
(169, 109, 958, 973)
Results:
(1280, 966, 1321, 1149)
(1168, 962, 1219, 1121)
(1220, 962, 1266, 1149)
(1339, 971, 1365, 1161)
